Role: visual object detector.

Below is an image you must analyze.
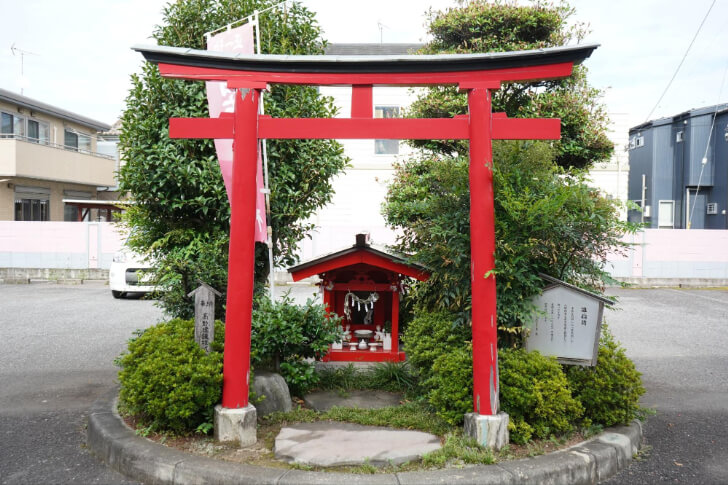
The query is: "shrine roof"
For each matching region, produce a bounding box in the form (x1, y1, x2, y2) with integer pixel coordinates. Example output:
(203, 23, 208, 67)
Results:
(539, 273, 613, 305)
(133, 43, 597, 75)
(288, 235, 429, 282)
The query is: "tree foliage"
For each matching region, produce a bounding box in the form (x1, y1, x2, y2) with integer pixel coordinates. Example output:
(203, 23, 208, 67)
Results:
(119, 0, 347, 318)
(384, 1, 636, 339)
(385, 142, 633, 337)
(409, 0, 612, 169)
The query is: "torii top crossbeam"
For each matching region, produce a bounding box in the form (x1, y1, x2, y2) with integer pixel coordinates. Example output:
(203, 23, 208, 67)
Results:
(135, 43, 597, 422)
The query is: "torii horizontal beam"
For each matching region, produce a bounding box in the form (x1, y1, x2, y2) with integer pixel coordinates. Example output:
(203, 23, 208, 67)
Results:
(169, 114, 561, 140)
(134, 43, 598, 86)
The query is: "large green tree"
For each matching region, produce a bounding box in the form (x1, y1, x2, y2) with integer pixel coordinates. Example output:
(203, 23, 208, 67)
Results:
(119, 0, 347, 318)
(410, 0, 612, 170)
(384, 0, 634, 338)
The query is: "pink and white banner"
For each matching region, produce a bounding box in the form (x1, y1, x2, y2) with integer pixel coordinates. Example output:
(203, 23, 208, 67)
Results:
(206, 23, 267, 242)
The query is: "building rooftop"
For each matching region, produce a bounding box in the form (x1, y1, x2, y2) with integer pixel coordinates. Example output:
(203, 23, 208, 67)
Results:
(325, 43, 424, 56)
(629, 103, 728, 133)
(0, 88, 110, 132)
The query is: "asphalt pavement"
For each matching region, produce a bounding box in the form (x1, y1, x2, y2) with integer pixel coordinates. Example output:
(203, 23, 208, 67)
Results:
(602, 287, 728, 484)
(0, 282, 164, 485)
(1, 283, 727, 484)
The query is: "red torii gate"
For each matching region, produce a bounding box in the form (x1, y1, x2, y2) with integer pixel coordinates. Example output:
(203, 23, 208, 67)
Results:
(135, 43, 596, 442)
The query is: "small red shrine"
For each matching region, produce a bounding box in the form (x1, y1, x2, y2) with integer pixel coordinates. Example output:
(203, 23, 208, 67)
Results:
(288, 234, 429, 363)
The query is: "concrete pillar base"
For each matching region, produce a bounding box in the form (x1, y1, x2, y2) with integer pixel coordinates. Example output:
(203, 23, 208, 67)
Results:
(464, 412, 509, 450)
(214, 404, 257, 446)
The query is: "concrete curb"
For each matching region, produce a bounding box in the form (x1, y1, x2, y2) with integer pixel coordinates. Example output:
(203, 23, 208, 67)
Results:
(87, 389, 642, 485)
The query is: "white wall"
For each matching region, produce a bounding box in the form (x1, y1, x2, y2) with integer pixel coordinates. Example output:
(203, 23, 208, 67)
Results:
(296, 86, 419, 261)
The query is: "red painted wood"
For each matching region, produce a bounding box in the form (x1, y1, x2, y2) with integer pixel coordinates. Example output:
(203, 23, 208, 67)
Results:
(468, 88, 499, 416)
(391, 290, 400, 359)
(323, 289, 331, 314)
(323, 349, 406, 363)
(289, 250, 429, 282)
(351, 85, 373, 118)
(221, 89, 260, 409)
(259, 116, 469, 140)
(458, 81, 501, 91)
(225, 81, 269, 90)
(332, 283, 395, 291)
(492, 118, 560, 140)
(159, 62, 575, 85)
(170, 117, 233, 139)
(360, 252, 429, 281)
(170, 115, 559, 141)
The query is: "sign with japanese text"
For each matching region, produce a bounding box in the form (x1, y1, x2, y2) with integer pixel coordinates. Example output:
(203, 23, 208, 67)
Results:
(525, 284, 605, 366)
(188, 282, 221, 353)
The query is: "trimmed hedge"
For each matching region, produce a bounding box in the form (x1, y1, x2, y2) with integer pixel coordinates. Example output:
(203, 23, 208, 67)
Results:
(117, 318, 224, 433)
(565, 326, 645, 427)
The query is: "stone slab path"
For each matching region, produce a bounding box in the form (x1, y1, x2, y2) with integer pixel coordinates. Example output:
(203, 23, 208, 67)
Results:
(274, 421, 442, 467)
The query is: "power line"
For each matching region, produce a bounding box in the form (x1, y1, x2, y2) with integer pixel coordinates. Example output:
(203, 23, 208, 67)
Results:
(687, 59, 728, 229)
(644, 0, 716, 122)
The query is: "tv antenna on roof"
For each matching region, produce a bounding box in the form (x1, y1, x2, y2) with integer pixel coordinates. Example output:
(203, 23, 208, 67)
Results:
(377, 21, 389, 44)
(10, 43, 39, 95)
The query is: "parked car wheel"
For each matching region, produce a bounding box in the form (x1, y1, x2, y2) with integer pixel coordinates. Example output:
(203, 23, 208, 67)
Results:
(111, 290, 124, 299)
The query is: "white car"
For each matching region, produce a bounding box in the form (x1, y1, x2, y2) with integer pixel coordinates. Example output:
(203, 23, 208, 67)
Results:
(109, 248, 156, 299)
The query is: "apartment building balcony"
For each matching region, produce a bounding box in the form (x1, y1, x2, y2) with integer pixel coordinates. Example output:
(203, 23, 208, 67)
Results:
(0, 134, 115, 187)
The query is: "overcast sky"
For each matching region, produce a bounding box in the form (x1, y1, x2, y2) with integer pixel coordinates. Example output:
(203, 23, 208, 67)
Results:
(1, 0, 726, 139)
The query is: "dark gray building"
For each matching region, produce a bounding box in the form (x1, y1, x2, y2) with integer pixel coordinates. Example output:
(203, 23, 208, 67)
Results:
(628, 104, 728, 229)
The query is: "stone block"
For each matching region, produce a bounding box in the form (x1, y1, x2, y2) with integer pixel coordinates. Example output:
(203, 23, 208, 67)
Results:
(252, 371, 292, 417)
(464, 412, 509, 450)
(214, 404, 257, 446)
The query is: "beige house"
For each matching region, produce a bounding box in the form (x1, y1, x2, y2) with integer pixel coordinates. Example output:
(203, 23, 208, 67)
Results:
(0, 88, 115, 221)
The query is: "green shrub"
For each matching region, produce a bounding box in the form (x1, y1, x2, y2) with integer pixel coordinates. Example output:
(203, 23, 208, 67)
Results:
(499, 348, 583, 444)
(251, 294, 340, 393)
(565, 326, 645, 427)
(427, 345, 474, 425)
(117, 318, 224, 433)
(402, 311, 470, 381)
(279, 359, 319, 396)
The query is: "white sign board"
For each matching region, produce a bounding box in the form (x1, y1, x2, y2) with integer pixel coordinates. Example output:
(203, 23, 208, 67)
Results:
(525, 285, 605, 366)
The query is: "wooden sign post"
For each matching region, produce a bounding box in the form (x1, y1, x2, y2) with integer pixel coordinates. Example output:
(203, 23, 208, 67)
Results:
(188, 282, 222, 353)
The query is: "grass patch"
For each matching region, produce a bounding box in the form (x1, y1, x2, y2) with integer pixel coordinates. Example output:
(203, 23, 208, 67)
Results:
(316, 362, 418, 394)
(261, 401, 451, 437)
(422, 432, 495, 467)
(323, 401, 451, 436)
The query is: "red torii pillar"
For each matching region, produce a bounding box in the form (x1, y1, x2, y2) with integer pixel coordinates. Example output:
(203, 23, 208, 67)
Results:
(136, 42, 596, 447)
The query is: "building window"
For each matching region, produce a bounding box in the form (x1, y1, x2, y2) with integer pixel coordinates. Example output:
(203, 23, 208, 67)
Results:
(14, 186, 50, 221)
(27, 119, 50, 144)
(1, 111, 25, 138)
(374, 106, 399, 155)
(658, 200, 674, 228)
(676, 131, 684, 143)
(64, 129, 78, 150)
(629, 135, 644, 149)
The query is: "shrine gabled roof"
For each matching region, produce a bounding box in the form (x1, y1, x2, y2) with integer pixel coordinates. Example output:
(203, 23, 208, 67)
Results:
(539, 273, 613, 305)
(288, 237, 429, 282)
(133, 43, 598, 75)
